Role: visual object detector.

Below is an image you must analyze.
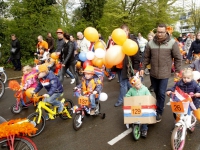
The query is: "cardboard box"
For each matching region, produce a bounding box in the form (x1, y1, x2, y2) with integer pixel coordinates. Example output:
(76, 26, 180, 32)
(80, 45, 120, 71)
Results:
(123, 95, 157, 124)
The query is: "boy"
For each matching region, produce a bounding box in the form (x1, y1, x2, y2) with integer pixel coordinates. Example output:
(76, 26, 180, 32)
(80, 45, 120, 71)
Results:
(74, 65, 102, 115)
(33, 64, 63, 119)
(125, 74, 151, 138)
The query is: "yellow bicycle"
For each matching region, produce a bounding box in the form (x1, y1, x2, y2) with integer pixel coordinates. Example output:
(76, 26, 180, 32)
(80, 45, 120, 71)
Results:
(27, 94, 73, 137)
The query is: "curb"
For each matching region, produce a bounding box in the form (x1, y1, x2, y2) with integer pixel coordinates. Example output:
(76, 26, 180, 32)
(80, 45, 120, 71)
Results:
(7, 76, 22, 81)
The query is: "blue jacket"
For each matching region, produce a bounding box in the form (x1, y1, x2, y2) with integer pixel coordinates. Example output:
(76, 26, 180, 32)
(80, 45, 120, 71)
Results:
(34, 71, 63, 96)
(167, 79, 200, 94)
(187, 40, 200, 59)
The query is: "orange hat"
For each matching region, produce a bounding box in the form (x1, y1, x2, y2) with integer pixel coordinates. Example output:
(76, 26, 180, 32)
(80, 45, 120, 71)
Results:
(51, 52, 59, 59)
(83, 65, 94, 74)
(129, 75, 141, 86)
(56, 28, 63, 34)
(38, 64, 48, 73)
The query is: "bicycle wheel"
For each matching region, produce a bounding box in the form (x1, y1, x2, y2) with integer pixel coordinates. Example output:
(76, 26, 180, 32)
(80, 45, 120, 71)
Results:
(171, 126, 186, 150)
(27, 113, 45, 137)
(0, 136, 37, 150)
(132, 124, 141, 141)
(11, 104, 22, 114)
(73, 113, 83, 131)
(0, 71, 7, 83)
(59, 99, 74, 120)
(0, 79, 5, 99)
(0, 116, 6, 124)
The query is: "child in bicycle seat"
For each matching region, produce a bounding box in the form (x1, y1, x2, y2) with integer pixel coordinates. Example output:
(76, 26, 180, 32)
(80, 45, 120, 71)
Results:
(74, 65, 102, 115)
(166, 68, 200, 109)
(125, 73, 151, 138)
(33, 64, 63, 120)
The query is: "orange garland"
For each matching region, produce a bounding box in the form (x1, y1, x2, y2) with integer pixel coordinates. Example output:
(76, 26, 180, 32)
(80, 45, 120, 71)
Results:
(8, 80, 20, 91)
(0, 119, 37, 138)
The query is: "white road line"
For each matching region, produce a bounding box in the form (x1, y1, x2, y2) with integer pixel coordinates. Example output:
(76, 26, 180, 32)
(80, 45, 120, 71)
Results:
(108, 128, 132, 146)
(5, 87, 9, 89)
(166, 101, 170, 106)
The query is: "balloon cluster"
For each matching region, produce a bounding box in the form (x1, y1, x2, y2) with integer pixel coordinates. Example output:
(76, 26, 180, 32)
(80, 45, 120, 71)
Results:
(79, 27, 139, 69)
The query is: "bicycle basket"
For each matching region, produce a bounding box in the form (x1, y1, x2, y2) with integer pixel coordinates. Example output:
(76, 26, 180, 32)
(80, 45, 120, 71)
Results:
(78, 96, 90, 106)
(170, 99, 189, 114)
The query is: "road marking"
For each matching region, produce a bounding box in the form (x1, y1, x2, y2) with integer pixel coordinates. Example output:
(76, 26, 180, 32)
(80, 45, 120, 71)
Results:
(108, 128, 132, 146)
(166, 101, 170, 105)
(5, 87, 9, 89)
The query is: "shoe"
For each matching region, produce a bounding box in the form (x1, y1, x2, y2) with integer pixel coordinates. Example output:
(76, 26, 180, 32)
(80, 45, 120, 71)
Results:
(117, 80, 119, 83)
(90, 109, 95, 115)
(45, 114, 49, 121)
(108, 74, 115, 80)
(22, 105, 28, 109)
(114, 102, 123, 107)
(141, 130, 147, 138)
(156, 113, 162, 122)
(148, 85, 154, 92)
(70, 79, 75, 84)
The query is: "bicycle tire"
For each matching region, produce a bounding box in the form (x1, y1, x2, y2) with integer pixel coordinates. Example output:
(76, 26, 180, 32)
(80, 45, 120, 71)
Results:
(132, 124, 141, 141)
(0, 71, 7, 84)
(0, 79, 5, 99)
(59, 99, 74, 120)
(0, 116, 6, 124)
(171, 126, 186, 150)
(11, 104, 22, 114)
(27, 113, 45, 137)
(0, 136, 37, 150)
(73, 113, 83, 131)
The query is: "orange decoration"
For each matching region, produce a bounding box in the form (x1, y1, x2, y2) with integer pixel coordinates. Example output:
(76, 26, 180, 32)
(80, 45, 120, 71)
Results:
(0, 118, 37, 138)
(92, 57, 98, 66)
(94, 40, 106, 50)
(95, 58, 103, 68)
(8, 80, 20, 91)
(167, 26, 173, 34)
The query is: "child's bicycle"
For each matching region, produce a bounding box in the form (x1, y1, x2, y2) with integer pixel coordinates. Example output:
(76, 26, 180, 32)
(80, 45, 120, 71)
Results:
(72, 91, 106, 131)
(0, 116, 38, 150)
(170, 99, 197, 150)
(27, 93, 73, 137)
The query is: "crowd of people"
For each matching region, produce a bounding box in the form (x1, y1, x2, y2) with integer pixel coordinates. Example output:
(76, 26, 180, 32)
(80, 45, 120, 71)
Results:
(8, 23, 200, 139)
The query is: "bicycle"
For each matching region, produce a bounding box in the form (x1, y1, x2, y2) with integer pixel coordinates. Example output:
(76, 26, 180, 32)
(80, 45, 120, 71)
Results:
(0, 116, 38, 150)
(0, 67, 7, 84)
(27, 93, 73, 137)
(0, 79, 4, 99)
(73, 92, 106, 131)
(170, 99, 197, 150)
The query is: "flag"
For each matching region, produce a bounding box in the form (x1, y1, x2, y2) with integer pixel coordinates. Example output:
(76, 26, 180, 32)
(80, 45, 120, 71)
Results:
(171, 87, 191, 102)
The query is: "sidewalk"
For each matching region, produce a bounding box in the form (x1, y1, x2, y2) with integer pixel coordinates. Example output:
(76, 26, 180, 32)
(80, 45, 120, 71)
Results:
(5, 68, 23, 80)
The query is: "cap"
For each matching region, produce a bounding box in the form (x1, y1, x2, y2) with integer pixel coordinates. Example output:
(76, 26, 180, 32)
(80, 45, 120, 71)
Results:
(83, 65, 95, 74)
(38, 64, 48, 73)
(56, 28, 63, 34)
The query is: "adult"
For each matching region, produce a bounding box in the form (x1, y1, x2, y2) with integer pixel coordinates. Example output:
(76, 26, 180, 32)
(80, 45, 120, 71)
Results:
(177, 33, 183, 43)
(46, 32, 55, 53)
(70, 35, 78, 59)
(137, 33, 148, 63)
(140, 23, 182, 122)
(186, 32, 200, 63)
(58, 33, 80, 85)
(55, 29, 65, 53)
(37, 35, 48, 51)
(114, 24, 140, 107)
(77, 32, 90, 53)
(10, 34, 21, 71)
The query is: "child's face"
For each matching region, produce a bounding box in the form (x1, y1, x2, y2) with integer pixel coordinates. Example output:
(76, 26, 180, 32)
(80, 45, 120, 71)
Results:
(182, 74, 192, 83)
(38, 71, 47, 79)
(84, 73, 93, 79)
(23, 70, 29, 75)
(134, 83, 142, 90)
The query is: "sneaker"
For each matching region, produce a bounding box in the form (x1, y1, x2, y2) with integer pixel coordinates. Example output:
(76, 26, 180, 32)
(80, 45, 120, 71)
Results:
(70, 79, 75, 84)
(141, 130, 147, 138)
(22, 105, 28, 109)
(114, 102, 123, 107)
(108, 74, 115, 80)
(90, 109, 95, 115)
(156, 113, 162, 122)
(148, 85, 154, 92)
(45, 114, 50, 121)
(58, 104, 64, 114)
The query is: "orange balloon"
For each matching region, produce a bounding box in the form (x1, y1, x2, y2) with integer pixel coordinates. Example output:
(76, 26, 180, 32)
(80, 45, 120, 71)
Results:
(92, 57, 98, 65)
(95, 58, 103, 68)
(122, 39, 138, 56)
(84, 27, 99, 42)
(111, 28, 127, 46)
(105, 45, 125, 66)
(94, 40, 106, 50)
(105, 63, 113, 69)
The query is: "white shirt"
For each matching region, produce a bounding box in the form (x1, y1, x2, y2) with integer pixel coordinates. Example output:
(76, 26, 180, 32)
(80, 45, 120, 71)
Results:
(77, 37, 91, 53)
(137, 37, 148, 52)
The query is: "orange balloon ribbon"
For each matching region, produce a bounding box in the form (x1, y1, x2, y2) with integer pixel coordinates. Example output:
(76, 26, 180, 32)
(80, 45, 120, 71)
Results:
(8, 80, 20, 91)
(0, 118, 37, 138)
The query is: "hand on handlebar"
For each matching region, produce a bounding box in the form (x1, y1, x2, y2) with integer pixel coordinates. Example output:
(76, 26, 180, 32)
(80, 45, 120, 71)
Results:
(93, 91, 97, 94)
(43, 94, 50, 98)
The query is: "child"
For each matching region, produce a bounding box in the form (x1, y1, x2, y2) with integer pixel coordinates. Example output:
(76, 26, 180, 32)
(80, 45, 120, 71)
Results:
(74, 65, 102, 115)
(125, 74, 151, 138)
(166, 68, 200, 109)
(189, 56, 200, 72)
(33, 64, 64, 120)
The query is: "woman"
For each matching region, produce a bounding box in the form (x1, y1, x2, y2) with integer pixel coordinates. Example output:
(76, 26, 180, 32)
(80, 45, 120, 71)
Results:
(59, 33, 80, 85)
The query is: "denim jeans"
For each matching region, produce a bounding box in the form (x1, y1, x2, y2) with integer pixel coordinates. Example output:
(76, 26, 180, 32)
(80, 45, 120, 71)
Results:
(141, 124, 148, 131)
(117, 70, 132, 103)
(43, 93, 63, 113)
(66, 69, 74, 79)
(150, 76, 169, 115)
(90, 94, 96, 108)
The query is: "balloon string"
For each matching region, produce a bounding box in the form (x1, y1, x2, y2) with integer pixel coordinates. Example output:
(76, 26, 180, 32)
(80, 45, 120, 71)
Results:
(127, 56, 135, 77)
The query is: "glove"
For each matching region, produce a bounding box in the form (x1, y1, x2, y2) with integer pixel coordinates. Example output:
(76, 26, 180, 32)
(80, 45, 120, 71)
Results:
(93, 91, 97, 94)
(73, 87, 78, 91)
(43, 94, 50, 98)
(83, 91, 88, 95)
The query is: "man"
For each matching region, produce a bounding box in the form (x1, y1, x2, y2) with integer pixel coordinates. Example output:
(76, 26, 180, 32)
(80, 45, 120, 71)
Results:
(114, 24, 140, 107)
(37, 35, 48, 51)
(140, 23, 182, 122)
(10, 34, 21, 71)
(77, 32, 90, 53)
(55, 29, 65, 53)
(137, 33, 148, 62)
(46, 32, 55, 53)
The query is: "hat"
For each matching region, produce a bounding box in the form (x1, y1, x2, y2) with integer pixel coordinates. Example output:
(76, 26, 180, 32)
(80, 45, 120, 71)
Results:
(83, 65, 94, 74)
(38, 64, 48, 73)
(56, 28, 63, 34)
(129, 75, 141, 86)
(51, 52, 59, 59)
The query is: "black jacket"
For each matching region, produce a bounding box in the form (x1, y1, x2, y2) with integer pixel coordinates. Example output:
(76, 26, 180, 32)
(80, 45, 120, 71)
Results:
(187, 39, 200, 59)
(61, 41, 75, 66)
(11, 39, 21, 59)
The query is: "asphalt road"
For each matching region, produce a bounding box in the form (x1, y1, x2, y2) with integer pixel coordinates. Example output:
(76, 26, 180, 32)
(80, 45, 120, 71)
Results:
(0, 72, 200, 150)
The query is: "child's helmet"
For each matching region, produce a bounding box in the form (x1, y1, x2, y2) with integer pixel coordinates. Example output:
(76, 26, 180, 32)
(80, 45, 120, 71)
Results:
(51, 52, 59, 60)
(83, 65, 94, 74)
